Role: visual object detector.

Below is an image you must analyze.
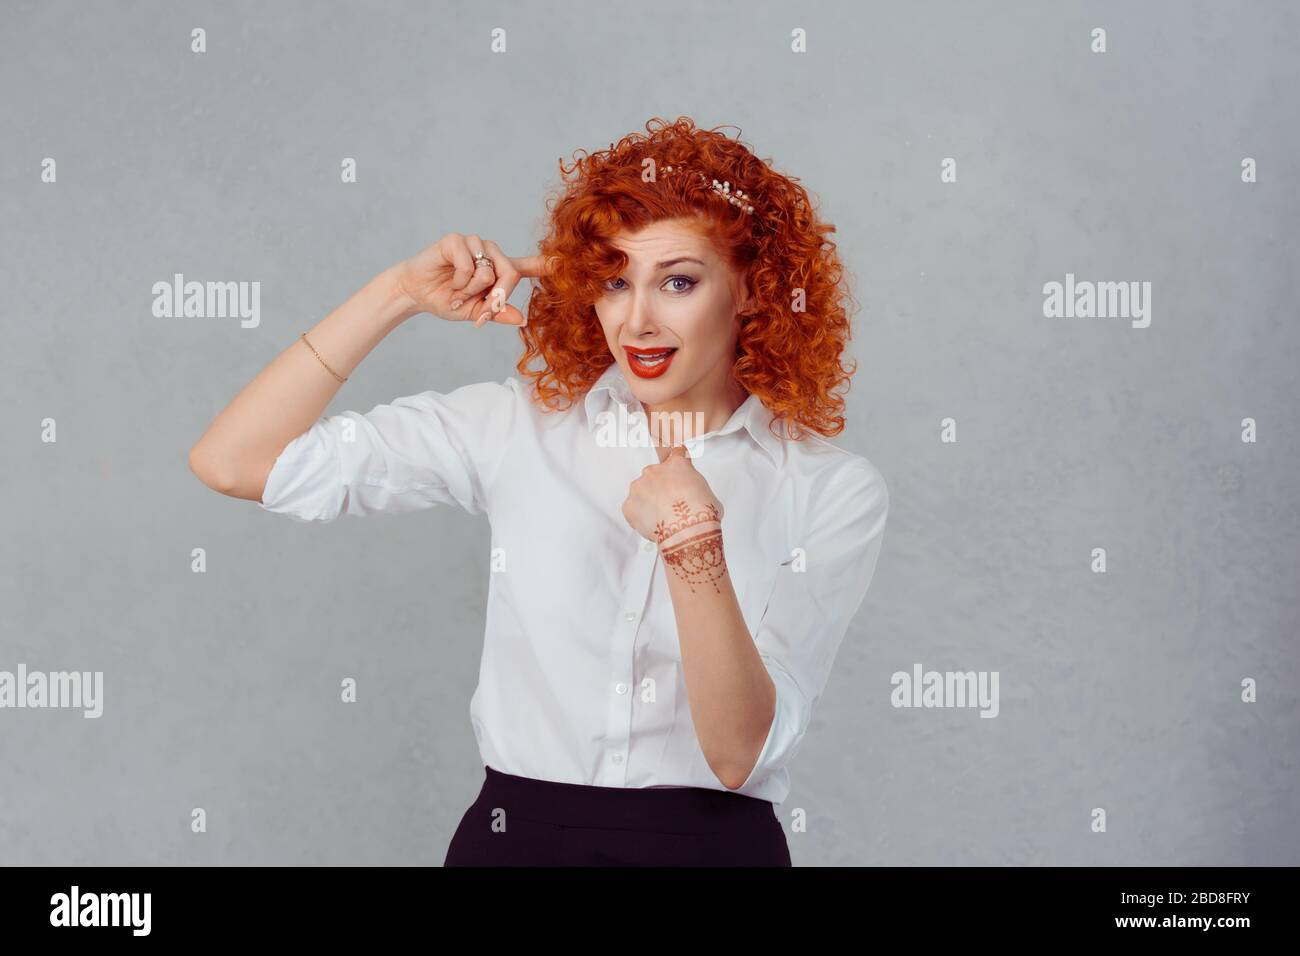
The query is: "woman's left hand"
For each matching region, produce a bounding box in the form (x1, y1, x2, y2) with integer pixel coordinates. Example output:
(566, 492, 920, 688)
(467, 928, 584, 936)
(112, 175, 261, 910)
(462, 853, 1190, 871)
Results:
(622, 445, 724, 546)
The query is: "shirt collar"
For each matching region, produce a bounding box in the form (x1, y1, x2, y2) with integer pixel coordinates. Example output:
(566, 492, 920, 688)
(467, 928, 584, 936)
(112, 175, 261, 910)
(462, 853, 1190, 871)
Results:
(583, 362, 783, 467)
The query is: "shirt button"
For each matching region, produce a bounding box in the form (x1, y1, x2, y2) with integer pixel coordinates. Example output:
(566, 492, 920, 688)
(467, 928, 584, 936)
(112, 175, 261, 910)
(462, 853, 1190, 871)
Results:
(624, 610, 637, 623)
(615, 682, 628, 695)
(641, 539, 655, 553)
(611, 753, 623, 764)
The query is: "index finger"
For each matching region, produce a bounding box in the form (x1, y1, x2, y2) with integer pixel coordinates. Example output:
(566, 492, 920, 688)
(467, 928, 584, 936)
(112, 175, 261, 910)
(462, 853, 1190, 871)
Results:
(512, 254, 557, 279)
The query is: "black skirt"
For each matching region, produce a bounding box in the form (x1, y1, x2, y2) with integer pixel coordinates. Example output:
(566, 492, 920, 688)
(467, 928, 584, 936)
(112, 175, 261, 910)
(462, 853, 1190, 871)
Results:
(444, 764, 792, 867)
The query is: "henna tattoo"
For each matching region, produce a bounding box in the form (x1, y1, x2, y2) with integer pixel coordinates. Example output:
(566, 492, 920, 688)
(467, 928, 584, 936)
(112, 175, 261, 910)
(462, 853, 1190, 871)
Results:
(656, 500, 726, 594)
(661, 528, 726, 594)
(654, 499, 721, 545)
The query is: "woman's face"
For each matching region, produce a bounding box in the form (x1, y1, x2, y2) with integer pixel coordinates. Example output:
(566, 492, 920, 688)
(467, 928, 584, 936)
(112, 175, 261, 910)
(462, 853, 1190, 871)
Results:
(593, 218, 749, 409)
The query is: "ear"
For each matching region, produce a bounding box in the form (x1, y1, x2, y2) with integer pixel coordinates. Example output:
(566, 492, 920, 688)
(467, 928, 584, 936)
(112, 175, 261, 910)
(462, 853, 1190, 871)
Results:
(735, 278, 752, 314)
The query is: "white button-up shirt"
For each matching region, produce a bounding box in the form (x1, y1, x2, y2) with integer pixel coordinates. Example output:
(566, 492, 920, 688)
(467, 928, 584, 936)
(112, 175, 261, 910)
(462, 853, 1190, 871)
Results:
(259, 362, 889, 804)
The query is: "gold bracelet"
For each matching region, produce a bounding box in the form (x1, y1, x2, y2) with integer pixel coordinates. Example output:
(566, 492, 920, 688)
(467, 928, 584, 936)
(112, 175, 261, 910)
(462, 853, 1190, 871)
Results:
(300, 332, 348, 383)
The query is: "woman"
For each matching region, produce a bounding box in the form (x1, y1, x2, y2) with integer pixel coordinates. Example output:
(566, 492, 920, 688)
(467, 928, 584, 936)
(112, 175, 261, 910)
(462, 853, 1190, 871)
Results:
(188, 116, 889, 867)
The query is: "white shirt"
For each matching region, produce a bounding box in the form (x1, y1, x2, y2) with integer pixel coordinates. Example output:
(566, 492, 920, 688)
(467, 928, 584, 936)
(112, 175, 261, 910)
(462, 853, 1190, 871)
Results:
(259, 361, 889, 804)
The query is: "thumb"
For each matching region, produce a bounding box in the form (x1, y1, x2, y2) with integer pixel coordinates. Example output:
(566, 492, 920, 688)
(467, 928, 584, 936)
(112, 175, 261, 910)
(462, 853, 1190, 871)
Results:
(512, 254, 556, 279)
(666, 443, 693, 463)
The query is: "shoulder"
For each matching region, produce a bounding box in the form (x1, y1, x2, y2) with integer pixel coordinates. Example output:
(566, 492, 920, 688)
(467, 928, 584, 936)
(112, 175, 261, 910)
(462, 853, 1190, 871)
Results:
(393, 375, 590, 445)
(387, 376, 530, 426)
(781, 432, 889, 533)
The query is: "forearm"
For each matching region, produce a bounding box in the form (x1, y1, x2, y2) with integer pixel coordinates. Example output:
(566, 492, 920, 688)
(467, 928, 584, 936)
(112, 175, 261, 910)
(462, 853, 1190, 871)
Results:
(661, 519, 775, 790)
(189, 265, 416, 500)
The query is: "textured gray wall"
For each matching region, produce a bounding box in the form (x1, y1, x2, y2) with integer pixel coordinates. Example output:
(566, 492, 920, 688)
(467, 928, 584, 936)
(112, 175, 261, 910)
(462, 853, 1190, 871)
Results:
(2, 0, 1297, 866)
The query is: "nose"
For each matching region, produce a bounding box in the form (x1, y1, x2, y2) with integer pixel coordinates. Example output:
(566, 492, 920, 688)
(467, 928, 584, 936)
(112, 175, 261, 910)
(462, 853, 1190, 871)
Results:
(621, 285, 661, 337)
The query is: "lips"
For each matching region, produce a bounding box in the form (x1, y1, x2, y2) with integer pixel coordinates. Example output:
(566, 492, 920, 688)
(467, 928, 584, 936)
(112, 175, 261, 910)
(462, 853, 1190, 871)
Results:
(624, 346, 678, 379)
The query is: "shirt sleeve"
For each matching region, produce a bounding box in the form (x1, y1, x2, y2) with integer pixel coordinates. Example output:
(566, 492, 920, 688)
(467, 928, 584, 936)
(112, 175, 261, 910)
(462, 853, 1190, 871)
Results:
(257, 379, 515, 522)
(733, 458, 889, 796)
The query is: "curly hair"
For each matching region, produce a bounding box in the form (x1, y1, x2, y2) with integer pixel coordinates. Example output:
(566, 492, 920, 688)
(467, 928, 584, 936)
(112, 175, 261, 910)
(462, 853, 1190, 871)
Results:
(516, 116, 859, 440)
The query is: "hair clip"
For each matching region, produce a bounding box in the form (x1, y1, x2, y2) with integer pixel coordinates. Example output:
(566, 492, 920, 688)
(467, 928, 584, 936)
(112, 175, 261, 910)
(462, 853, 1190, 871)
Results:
(663, 164, 755, 215)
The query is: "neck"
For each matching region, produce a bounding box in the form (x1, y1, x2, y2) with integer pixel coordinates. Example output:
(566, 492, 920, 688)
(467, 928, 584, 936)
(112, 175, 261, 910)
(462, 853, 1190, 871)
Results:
(642, 371, 749, 446)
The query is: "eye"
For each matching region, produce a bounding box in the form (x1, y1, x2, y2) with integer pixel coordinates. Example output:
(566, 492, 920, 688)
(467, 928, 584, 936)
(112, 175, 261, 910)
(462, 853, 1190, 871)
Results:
(602, 275, 697, 294)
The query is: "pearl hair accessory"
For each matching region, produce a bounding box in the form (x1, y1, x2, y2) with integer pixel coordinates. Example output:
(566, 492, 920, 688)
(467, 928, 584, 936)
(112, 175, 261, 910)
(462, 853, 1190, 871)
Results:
(662, 164, 755, 215)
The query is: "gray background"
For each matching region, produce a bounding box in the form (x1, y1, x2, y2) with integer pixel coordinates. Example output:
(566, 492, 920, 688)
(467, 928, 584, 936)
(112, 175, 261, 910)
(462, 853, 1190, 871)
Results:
(2, 0, 1297, 866)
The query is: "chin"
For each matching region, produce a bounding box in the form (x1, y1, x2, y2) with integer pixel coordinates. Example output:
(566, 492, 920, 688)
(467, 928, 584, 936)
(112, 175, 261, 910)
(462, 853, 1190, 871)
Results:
(626, 377, 679, 405)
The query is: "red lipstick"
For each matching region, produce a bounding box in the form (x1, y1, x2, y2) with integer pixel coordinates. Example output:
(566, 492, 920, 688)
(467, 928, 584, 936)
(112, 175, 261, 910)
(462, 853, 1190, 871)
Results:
(624, 345, 678, 379)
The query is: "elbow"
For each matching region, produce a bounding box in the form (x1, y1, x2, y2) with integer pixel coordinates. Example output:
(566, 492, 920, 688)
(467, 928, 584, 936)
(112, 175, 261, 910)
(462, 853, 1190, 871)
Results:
(714, 679, 779, 791)
(714, 726, 774, 793)
(188, 442, 240, 496)
(716, 737, 766, 792)
(718, 766, 752, 793)
(716, 741, 765, 791)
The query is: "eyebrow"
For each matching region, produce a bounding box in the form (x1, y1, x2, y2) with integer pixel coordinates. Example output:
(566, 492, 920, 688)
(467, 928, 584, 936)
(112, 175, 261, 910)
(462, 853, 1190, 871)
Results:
(653, 257, 705, 270)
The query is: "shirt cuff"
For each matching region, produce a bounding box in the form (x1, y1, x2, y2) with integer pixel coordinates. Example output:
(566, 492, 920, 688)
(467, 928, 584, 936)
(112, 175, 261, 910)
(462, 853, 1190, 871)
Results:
(258, 421, 344, 522)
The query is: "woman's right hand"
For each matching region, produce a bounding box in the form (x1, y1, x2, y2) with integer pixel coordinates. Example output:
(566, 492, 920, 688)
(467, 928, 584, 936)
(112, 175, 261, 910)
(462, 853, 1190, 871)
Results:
(394, 233, 548, 327)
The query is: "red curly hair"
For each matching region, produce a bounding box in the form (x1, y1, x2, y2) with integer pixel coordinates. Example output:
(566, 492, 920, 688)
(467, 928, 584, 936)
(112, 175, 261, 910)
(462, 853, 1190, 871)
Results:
(516, 116, 859, 439)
